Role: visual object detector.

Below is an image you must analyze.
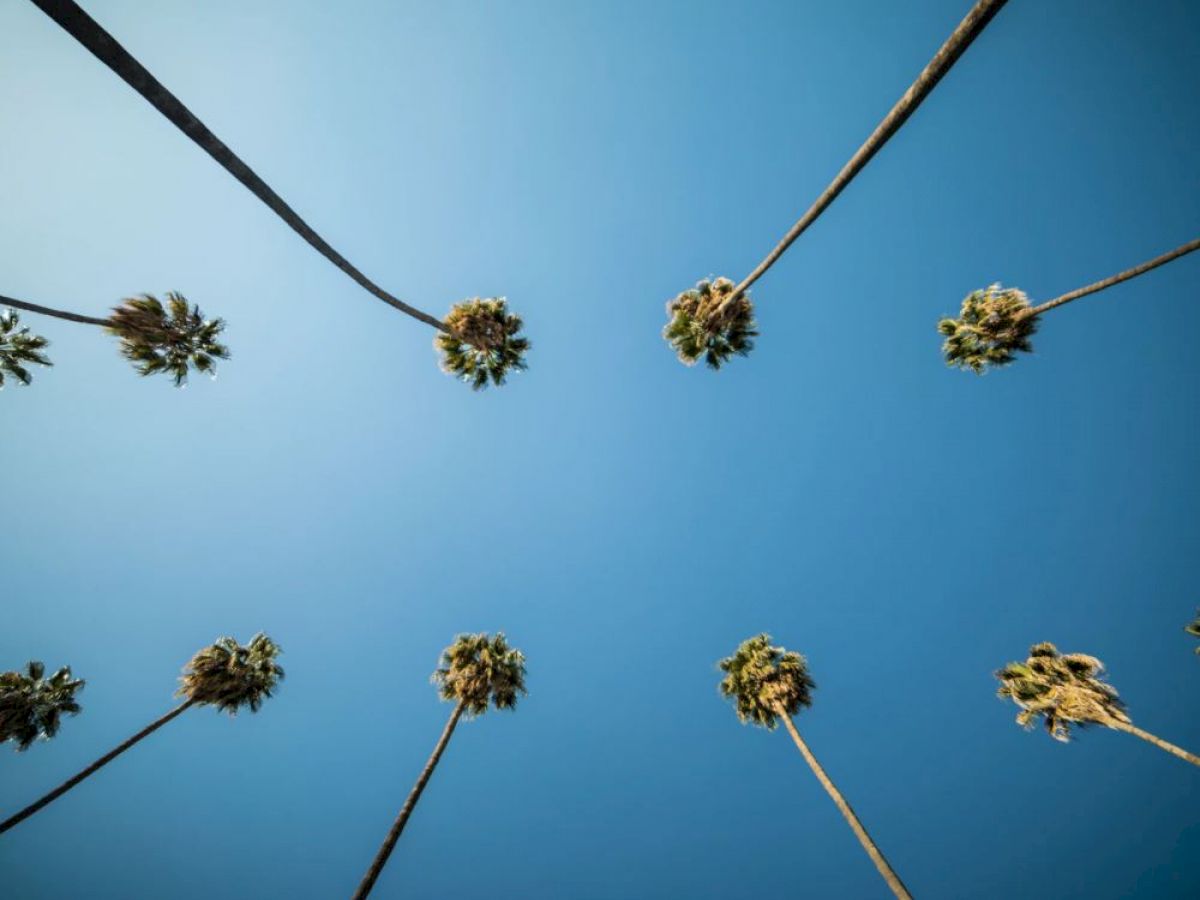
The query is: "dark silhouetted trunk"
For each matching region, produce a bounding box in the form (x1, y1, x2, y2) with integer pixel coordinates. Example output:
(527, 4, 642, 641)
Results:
(351, 700, 466, 899)
(0, 699, 195, 835)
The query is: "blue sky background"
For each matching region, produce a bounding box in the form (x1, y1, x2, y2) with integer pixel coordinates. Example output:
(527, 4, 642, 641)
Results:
(2, 1, 1198, 897)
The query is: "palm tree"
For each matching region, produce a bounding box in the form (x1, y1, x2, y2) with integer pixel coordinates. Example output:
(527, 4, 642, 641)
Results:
(352, 632, 526, 899)
(0, 633, 282, 835)
(0, 662, 85, 751)
(665, 0, 1007, 369)
(1186, 612, 1200, 655)
(0, 309, 53, 389)
(939, 237, 1200, 372)
(663, 277, 757, 370)
(1, 292, 228, 387)
(718, 635, 913, 899)
(31, 0, 529, 388)
(996, 641, 1200, 767)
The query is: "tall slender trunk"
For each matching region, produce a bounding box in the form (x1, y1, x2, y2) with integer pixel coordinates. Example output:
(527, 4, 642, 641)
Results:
(775, 706, 913, 900)
(0, 699, 195, 835)
(1111, 720, 1200, 768)
(0, 294, 110, 328)
(30, 0, 449, 334)
(351, 700, 466, 899)
(725, 0, 1007, 309)
(1027, 237, 1200, 316)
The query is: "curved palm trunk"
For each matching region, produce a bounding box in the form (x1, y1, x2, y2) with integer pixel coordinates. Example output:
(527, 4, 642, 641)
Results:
(776, 707, 913, 900)
(1111, 720, 1200, 768)
(0, 294, 109, 327)
(0, 699, 194, 835)
(352, 700, 466, 899)
(30, 0, 448, 334)
(725, 0, 1007, 308)
(1028, 237, 1200, 316)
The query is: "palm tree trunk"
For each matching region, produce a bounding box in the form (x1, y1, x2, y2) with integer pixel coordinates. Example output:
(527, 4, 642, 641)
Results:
(1027, 237, 1200, 316)
(1111, 720, 1200, 768)
(725, 0, 1007, 308)
(0, 294, 110, 327)
(351, 700, 467, 899)
(0, 699, 195, 835)
(775, 707, 913, 900)
(30, 0, 449, 334)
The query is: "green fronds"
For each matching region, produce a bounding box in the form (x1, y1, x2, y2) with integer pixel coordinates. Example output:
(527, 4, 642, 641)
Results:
(663, 277, 757, 370)
(0, 661, 84, 751)
(0, 309, 53, 390)
(717, 633, 814, 730)
(178, 633, 284, 715)
(1186, 611, 1200, 655)
(432, 632, 527, 717)
(107, 293, 229, 387)
(435, 298, 529, 390)
(995, 641, 1128, 743)
(938, 284, 1038, 374)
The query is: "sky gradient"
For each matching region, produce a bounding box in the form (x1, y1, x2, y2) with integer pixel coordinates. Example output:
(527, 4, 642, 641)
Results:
(2, 1, 1199, 897)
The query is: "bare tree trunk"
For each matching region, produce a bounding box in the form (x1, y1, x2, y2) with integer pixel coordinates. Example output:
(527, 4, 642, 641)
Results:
(351, 701, 466, 899)
(1027, 237, 1200, 316)
(776, 707, 913, 899)
(0, 294, 110, 327)
(0, 699, 195, 835)
(30, 0, 449, 334)
(725, 0, 1008, 308)
(1111, 720, 1200, 768)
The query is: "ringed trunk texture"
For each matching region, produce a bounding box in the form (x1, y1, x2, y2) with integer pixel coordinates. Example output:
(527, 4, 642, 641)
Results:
(777, 708, 913, 900)
(1111, 720, 1200, 768)
(0, 294, 110, 327)
(0, 699, 195, 835)
(726, 0, 1007, 306)
(31, 0, 448, 334)
(1028, 237, 1200, 316)
(351, 700, 467, 899)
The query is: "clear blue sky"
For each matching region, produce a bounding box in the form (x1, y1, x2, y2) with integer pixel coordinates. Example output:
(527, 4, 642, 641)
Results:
(2, 1, 1198, 897)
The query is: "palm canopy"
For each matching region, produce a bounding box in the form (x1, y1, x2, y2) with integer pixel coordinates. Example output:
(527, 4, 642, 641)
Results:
(0, 309, 53, 389)
(107, 293, 229, 387)
(1187, 613, 1200, 655)
(718, 634, 815, 729)
(995, 642, 1130, 742)
(178, 633, 284, 714)
(0, 662, 85, 751)
(663, 277, 757, 370)
(432, 632, 527, 716)
(435, 298, 530, 390)
(938, 284, 1038, 374)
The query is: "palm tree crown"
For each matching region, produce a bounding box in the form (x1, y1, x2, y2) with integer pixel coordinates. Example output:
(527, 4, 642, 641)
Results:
(0, 662, 85, 751)
(938, 284, 1038, 373)
(995, 642, 1129, 742)
(178, 633, 284, 714)
(435, 298, 530, 390)
(718, 634, 815, 729)
(432, 632, 526, 716)
(107, 293, 229, 387)
(1186, 612, 1200, 655)
(0, 309, 53, 389)
(663, 278, 757, 370)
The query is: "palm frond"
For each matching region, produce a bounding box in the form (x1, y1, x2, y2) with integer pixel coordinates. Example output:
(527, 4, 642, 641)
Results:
(0, 661, 84, 751)
(663, 278, 757, 370)
(107, 293, 229, 387)
(435, 298, 529, 390)
(178, 633, 284, 714)
(431, 632, 527, 717)
(717, 634, 814, 729)
(995, 641, 1129, 742)
(0, 309, 53, 390)
(938, 284, 1037, 374)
